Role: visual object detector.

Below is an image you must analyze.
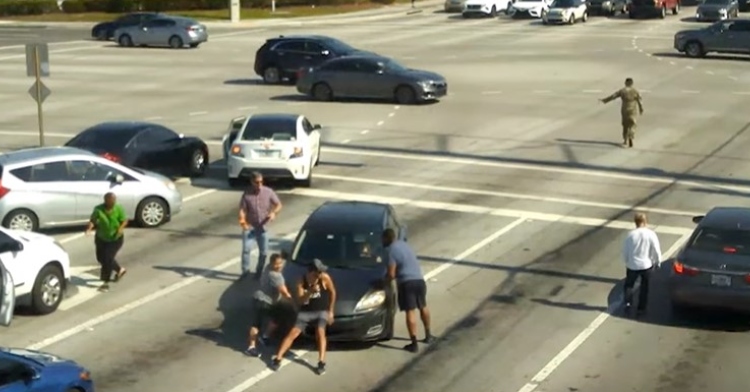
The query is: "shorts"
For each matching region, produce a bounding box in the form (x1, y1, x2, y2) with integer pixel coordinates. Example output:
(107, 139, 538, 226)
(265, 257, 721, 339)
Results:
(397, 279, 427, 311)
(295, 310, 328, 330)
(250, 300, 283, 329)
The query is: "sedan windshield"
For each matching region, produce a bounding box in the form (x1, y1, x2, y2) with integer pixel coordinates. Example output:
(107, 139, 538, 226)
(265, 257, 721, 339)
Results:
(292, 230, 383, 269)
(384, 59, 408, 73)
(703, 0, 728, 5)
(689, 227, 750, 255)
(66, 128, 136, 153)
(326, 38, 357, 54)
(552, 0, 577, 6)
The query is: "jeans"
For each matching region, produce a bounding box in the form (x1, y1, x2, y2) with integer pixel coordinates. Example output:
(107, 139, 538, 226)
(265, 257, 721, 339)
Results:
(95, 236, 124, 283)
(623, 266, 653, 311)
(242, 229, 269, 275)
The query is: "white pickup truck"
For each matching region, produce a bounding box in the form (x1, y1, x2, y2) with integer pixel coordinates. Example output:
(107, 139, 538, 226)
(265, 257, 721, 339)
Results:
(462, 0, 513, 16)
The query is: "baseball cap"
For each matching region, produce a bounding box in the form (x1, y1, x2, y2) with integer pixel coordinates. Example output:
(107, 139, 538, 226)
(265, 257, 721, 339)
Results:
(311, 258, 328, 273)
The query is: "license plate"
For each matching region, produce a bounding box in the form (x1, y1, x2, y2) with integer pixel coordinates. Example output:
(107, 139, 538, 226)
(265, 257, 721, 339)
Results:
(711, 274, 731, 286)
(257, 150, 278, 157)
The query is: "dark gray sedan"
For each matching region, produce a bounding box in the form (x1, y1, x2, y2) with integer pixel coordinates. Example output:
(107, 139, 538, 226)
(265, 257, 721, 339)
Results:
(295, 55, 447, 105)
(668, 207, 750, 314)
(673, 19, 750, 58)
(695, 0, 739, 21)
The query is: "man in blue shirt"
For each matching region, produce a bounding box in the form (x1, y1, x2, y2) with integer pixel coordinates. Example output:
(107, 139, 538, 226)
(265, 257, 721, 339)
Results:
(383, 228, 435, 353)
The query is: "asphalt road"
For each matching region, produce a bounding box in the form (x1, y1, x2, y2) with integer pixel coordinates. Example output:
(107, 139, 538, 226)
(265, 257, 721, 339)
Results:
(1, 5, 750, 392)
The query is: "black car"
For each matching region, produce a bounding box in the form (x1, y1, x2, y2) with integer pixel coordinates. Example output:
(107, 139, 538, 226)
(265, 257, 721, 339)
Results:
(254, 35, 373, 85)
(668, 207, 750, 314)
(586, 0, 627, 15)
(296, 55, 448, 105)
(64, 122, 209, 177)
(91, 12, 160, 41)
(282, 201, 409, 342)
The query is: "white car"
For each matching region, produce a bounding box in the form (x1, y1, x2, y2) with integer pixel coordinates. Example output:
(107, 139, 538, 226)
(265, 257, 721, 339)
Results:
(462, 0, 512, 16)
(223, 113, 322, 188)
(543, 0, 589, 23)
(509, 0, 553, 17)
(0, 226, 70, 322)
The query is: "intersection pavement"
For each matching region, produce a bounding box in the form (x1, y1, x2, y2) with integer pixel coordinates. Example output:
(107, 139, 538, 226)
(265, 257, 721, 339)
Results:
(1, 7, 750, 392)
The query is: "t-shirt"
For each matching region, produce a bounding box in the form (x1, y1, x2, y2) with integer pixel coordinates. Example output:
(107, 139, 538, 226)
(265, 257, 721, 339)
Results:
(253, 266, 285, 305)
(90, 204, 127, 242)
(622, 227, 662, 271)
(387, 240, 424, 283)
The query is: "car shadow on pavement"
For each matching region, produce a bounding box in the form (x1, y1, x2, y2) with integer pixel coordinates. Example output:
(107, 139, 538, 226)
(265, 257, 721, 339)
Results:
(604, 260, 750, 332)
(224, 79, 266, 86)
(652, 52, 750, 62)
(270, 94, 439, 106)
(556, 138, 623, 148)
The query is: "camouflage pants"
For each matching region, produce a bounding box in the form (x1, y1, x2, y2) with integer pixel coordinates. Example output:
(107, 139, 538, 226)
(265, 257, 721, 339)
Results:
(621, 116, 636, 140)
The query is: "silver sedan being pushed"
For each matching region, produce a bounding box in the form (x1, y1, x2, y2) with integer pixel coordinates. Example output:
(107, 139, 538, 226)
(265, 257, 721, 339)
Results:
(668, 207, 750, 315)
(115, 15, 208, 49)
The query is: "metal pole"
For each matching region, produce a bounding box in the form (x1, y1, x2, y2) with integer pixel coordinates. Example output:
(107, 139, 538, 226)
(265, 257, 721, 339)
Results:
(34, 46, 45, 147)
(272, 0, 276, 13)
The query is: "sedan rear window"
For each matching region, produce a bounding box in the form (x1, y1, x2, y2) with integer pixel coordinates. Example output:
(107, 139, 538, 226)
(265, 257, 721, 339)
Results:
(689, 227, 750, 255)
(292, 230, 382, 269)
(66, 128, 136, 153)
(241, 118, 297, 141)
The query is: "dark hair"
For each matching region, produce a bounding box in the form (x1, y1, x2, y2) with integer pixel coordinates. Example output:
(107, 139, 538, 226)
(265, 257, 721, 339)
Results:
(250, 171, 263, 182)
(270, 253, 283, 263)
(625, 78, 634, 86)
(382, 228, 396, 242)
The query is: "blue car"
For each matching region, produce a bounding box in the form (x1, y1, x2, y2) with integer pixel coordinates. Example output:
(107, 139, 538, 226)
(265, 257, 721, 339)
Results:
(0, 348, 94, 391)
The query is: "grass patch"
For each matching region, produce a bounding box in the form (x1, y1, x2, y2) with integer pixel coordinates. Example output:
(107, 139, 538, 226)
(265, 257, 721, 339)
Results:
(0, 1, 418, 22)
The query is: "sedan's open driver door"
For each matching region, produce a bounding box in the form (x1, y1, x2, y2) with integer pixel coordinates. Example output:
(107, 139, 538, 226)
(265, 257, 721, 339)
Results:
(0, 260, 15, 327)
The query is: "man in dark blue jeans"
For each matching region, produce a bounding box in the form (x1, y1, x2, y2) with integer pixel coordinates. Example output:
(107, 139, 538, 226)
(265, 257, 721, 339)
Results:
(238, 172, 282, 280)
(383, 228, 435, 353)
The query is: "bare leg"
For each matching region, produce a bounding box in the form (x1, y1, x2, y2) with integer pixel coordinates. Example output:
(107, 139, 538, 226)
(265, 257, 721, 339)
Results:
(315, 326, 327, 363)
(405, 310, 418, 338)
(274, 327, 301, 361)
(248, 326, 259, 348)
(419, 306, 432, 340)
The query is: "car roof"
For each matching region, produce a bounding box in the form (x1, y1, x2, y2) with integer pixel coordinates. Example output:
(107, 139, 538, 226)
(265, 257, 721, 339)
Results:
(700, 207, 750, 230)
(246, 113, 301, 124)
(81, 121, 154, 136)
(270, 34, 337, 42)
(0, 147, 96, 167)
(304, 201, 389, 232)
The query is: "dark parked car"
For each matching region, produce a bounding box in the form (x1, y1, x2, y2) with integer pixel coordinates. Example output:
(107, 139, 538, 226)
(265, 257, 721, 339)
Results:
(254, 35, 373, 84)
(90, 12, 159, 40)
(628, 0, 680, 18)
(695, 0, 739, 21)
(673, 19, 750, 58)
(64, 122, 209, 177)
(740, 0, 749, 12)
(586, 0, 628, 15)
(282, 201, 408, 342)
(296, 55, 448, 105)
(668, 207, 750, 314)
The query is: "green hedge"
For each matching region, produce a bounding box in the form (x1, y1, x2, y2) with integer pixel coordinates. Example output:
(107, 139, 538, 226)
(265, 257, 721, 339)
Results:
(0, 0, 395, 16)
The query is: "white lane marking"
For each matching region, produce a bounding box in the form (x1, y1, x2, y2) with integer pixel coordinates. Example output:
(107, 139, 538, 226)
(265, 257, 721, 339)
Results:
(646, 53, 652, 57)
(728, 76, 738, 81)
(514, 233, 690, 392)
(189, 111, 208, 116)
(532, 90, 552, 94)
(680, 90, 700, 94)
(656, 57, 663, 61)
(732, 92, 750, 95)
(0, 39, 92, 51)
(481, 91, 503, 95)
(637, 49, 643, 53)
(705, 71, 714, 75)
(0, 45, 102, 60)
(288, 188, 693, 236)
(323, 147, 750, 195)
(686, 66, 693, 70)
(581, 90, 602, 94)
(669, 61, 676, 65)
(394, 106, 400, 110)
(314, 174, 702, 217)
(237, 106, 257, 111)
(27, 233, 297, 350)
(341, 139, 351, 144)
(222, 219, 526, 392)
(144, 116, 163, 121)
(361, 130, 370, 135)
(376, 121, 385, 126)
(59, 267, 103, 311)
(0, 131, 75, 138)
(388, 113, 395, 117)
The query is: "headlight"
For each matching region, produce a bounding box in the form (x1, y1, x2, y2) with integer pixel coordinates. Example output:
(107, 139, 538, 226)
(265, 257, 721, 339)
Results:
(719, 8, 727, 12)
(354, 290, 386, 312)
(164, 180, 175, 190)
(417, 81, 431, 89)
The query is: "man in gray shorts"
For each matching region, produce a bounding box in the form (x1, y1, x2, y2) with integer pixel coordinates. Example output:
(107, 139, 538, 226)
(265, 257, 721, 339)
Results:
(271, 259, 337, 375)
(245, 253, 292, 358)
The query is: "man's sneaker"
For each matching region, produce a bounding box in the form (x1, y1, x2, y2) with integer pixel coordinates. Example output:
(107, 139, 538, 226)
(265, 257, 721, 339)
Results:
(423, 335, 436, 344)
(316, 361, 326, 375)
(244, 347, 261, 358)
(270, 357, 281, 371)
(403, 342, 419, 353)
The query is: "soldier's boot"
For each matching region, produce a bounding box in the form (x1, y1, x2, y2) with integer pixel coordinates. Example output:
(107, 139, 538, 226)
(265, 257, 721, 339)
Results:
(628, 138, 633, 148)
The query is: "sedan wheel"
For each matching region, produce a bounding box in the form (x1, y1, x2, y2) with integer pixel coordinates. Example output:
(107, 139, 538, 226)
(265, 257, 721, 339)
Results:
(96, 30, 107, 40)
(169, 35, 184, 49)
(2, 209, 38, 232)
(312, 83, 333, 101)
(190, 149, 207, 177)
(136, 197, 168, 227)
(582, 11, 588, 21)
(395, 86, 417, 105)
(263, 67, 281, 84)
(31, 265, 64, 315)
(685, 41, 704, 58)
(118, 34, 133, 47)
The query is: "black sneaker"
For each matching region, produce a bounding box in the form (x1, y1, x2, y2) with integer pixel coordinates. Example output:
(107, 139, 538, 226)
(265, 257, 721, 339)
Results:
(270, 357, 281, 371)
(244, 347, 261, 357)
(423, 335, 436, 344)
(316, 361, 326, 375)
(403, 342, 419, 353)
(258, 336, 269, 347)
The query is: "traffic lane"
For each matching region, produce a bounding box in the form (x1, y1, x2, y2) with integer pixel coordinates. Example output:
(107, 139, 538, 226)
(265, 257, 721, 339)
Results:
(256, 221, 685, 392)
(0, 25, 89, 47)
(527, 259, 750, 392)
(0, 190, 315, 347)
(30, 208, 517, 392)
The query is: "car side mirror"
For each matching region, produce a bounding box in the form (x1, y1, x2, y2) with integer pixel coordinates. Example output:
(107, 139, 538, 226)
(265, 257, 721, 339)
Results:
(321, 50, 330, 56)
(313, 124, 321, 130)
(0, 241, 23, 253)
(692, 215, 704, 224)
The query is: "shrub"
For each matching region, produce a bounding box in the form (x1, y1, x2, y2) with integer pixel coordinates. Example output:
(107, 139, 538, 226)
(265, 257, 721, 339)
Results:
(61, 0, 87, 13)
(0, 0, 59, 16)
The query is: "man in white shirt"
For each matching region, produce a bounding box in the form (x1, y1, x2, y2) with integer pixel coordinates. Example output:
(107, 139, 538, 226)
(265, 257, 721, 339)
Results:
(622, 212, 662, 317)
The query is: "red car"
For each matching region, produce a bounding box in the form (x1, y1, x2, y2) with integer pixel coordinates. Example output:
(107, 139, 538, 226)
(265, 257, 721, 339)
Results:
(629, 0, 681, 18)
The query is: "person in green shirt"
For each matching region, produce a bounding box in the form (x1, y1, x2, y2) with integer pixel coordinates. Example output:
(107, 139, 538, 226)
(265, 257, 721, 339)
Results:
(85, 192, 128, 292)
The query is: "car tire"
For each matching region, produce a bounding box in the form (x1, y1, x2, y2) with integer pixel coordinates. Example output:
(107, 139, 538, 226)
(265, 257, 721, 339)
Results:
(263, 66, 281, 84)
(118, 34, 133, 47)
(312, 83, 333, 101)
(2, 208, 39, 232)
(169, 35, 184, 49)
(30, 264, 65, 315)
(297, 160, 313, 188)
(228, 178, 243, 188)
(314, 145, 321, 166)
(95, 29, 107, 40)
(685, 41, 705, 58)
(381, 312, 395, 341)
(569, 13, 575, 23)
(189, 148, 208, 177)
(395, 85, 417, 105)
(672, 3, 679, 14)
(582, 11, 588, 21)
(659, 6, 666, 18)
(135, 197, 169, 228)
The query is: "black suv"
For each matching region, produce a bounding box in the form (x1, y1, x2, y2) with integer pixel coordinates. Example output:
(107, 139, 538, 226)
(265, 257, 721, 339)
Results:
(254, 35, 369, 84)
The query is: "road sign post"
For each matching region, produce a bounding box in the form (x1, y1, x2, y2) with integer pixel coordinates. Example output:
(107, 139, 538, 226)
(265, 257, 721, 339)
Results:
(230, 0, 240, 23)
(25, 43, 50, 147)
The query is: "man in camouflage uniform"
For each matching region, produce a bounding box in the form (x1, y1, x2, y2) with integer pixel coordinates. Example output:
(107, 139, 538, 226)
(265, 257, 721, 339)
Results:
(600, 78, 644, 148)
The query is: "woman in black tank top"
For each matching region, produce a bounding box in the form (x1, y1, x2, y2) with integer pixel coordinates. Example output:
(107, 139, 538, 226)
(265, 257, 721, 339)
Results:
(272, 259, 337, 375)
